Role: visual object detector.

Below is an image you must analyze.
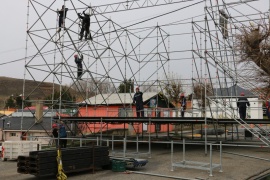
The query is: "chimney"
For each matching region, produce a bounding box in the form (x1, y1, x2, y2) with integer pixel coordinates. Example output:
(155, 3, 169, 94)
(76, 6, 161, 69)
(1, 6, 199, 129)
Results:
(35, 101, 43, 123)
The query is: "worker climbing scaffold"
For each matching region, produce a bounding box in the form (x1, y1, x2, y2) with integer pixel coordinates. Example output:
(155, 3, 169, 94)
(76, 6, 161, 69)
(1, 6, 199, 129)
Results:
(57, 5, 68, 33)
(74, 54, 83, 80)
(77, 10, 92, 41)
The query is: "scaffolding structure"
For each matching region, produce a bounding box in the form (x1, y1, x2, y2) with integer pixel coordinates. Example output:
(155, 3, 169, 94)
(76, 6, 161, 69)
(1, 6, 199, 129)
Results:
(13, 0, 270, 150)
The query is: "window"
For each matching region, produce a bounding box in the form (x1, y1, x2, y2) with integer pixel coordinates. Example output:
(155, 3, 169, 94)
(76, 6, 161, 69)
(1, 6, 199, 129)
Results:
(10, 133, 16, 137)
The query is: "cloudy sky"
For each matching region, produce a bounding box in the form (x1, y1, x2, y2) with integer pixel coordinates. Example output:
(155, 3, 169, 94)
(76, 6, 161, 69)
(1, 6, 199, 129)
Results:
(0, 0, 268, 91)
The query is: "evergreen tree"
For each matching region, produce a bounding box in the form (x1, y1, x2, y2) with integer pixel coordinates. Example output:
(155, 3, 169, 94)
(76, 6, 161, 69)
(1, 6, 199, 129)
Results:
(5, 96, 15, 108)
(15, 95, 23, 108)
(118, 79, 134, 93)
(24, 96, 32, 107)
(44, 87, 76, 109)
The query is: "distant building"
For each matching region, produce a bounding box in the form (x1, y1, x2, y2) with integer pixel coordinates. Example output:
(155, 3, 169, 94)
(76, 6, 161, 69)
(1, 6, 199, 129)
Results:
(192, 85, 263, 119)
(0, 116, 52, 144)
(78, 92, 176, 134)
(0, 108, 74, 144)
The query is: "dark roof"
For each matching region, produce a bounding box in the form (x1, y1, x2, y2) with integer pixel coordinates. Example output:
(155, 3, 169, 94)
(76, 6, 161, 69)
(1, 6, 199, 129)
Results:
(214, 85, 255, 97)
(0, 117, 53, 131)
(144, 94, 175, 108)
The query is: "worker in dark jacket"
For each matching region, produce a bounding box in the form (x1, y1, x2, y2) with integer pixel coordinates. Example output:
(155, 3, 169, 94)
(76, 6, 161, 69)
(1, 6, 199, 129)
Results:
(74, 54, 83, 79)
(179, 93, 187, 117)
(133, 87, 144, 117)
(237, 92, 250, 120)
(265, 100, 270, 119)
(59, 121, 67, 148)
(78, 11, 92, 40)
(52, 123, 58, 147)
(57, 5, 68, 33)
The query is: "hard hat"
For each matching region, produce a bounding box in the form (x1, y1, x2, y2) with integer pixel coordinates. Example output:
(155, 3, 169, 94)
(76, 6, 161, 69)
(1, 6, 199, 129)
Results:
(52, 123, 57, 128)
(74, 54, 78, 58)
(240, 92, 245, 96)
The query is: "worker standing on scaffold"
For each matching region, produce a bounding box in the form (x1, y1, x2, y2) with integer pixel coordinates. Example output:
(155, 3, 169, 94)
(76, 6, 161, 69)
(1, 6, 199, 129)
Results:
(133, 87, 144, 117)
(74, 54, 83, 80)
(179, 93, 187, 117)
(57, 5, 68, 33)
(77, 11, 92, 40)
(237, 92, 250, 120)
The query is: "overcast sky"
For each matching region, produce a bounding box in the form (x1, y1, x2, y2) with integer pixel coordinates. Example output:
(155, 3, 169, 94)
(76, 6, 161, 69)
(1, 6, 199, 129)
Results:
(0, 0, 268, 92)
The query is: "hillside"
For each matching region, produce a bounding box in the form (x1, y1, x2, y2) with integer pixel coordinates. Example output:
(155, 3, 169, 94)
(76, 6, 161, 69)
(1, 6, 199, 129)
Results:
(0, 76, 76, 109)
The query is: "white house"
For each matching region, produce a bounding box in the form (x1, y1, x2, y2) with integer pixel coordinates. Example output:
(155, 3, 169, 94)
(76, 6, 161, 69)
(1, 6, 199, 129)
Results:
(192, 85, 263, 119)
(0, 116, 53, 145)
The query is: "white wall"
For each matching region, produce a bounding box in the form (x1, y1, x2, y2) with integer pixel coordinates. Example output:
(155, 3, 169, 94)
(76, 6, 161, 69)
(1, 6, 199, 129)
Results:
(192, 98, 263, 119)
(4, 131, 51, 145)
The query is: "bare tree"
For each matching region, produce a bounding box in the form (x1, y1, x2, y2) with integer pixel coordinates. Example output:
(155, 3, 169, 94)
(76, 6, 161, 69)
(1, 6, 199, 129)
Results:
(140, 82, 158, 92)
(193, 82, 213, 116)
(162, 74, 185, 134)
(164, 75, 184, 110)
(236, 22, 270, 96)
(70, 78, 112, 97)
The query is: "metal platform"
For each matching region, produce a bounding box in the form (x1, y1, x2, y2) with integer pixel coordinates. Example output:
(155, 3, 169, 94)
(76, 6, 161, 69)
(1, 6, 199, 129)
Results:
(57, 116, 270, 125)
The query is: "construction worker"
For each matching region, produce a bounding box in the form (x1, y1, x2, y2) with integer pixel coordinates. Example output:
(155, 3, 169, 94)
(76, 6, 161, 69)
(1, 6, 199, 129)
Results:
(265, 100, 270, 119)
(59, 121, 67, 148)
(237, 92, 250, 120)
(57, 5, 68, 33)
(52, 123, 58, 147)
(219, 9, 229, 39)
(74, 54, 83, 79)
(77, 11, 92, 40)
(179, 93, 187, 117)
(133, 87, 144, 117)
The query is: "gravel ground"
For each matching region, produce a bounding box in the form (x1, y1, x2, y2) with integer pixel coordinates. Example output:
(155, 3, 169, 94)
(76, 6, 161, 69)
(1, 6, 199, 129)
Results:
(0, 143, 270, 180)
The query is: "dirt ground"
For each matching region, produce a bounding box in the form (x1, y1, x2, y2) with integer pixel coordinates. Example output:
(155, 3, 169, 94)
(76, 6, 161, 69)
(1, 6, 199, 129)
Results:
(1, 143, 270, 180)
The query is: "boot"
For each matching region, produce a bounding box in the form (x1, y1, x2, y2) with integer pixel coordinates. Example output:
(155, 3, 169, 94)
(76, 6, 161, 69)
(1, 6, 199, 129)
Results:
(79, 33, 83, 41)
(88, 34, 93, 40)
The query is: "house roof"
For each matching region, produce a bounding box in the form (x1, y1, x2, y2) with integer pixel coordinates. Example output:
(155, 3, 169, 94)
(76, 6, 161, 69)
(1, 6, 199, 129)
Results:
(0, 110, 15, 116)
(11, 109, 74, 117)
(81, 92, 158, 105)
(0, 117, 53, 131)
(214, 85, 255, 97)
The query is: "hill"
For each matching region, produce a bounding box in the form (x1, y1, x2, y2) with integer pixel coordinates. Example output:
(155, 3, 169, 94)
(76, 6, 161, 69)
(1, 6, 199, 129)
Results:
(0, 76, 76, 109)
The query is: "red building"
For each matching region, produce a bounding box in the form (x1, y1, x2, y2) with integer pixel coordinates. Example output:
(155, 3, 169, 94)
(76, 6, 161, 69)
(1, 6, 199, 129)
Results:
(77, 92, 176, 135)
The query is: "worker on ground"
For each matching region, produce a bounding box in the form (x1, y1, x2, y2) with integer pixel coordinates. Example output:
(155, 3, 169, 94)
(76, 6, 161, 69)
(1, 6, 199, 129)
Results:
(179, 93, 187, 117)
(133, 87, 144, 117)
(57, 5, 68, 33)
(59, 121, 67, 148)
(52, 123, 58, 148)
(237, 92, 250, 120)
(74, 54, 83, 80)
(77, 11, 92, 40)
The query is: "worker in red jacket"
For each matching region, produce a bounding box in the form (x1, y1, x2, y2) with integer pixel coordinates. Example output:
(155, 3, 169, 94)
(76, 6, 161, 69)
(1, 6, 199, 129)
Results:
(52, 123, 58, 147)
